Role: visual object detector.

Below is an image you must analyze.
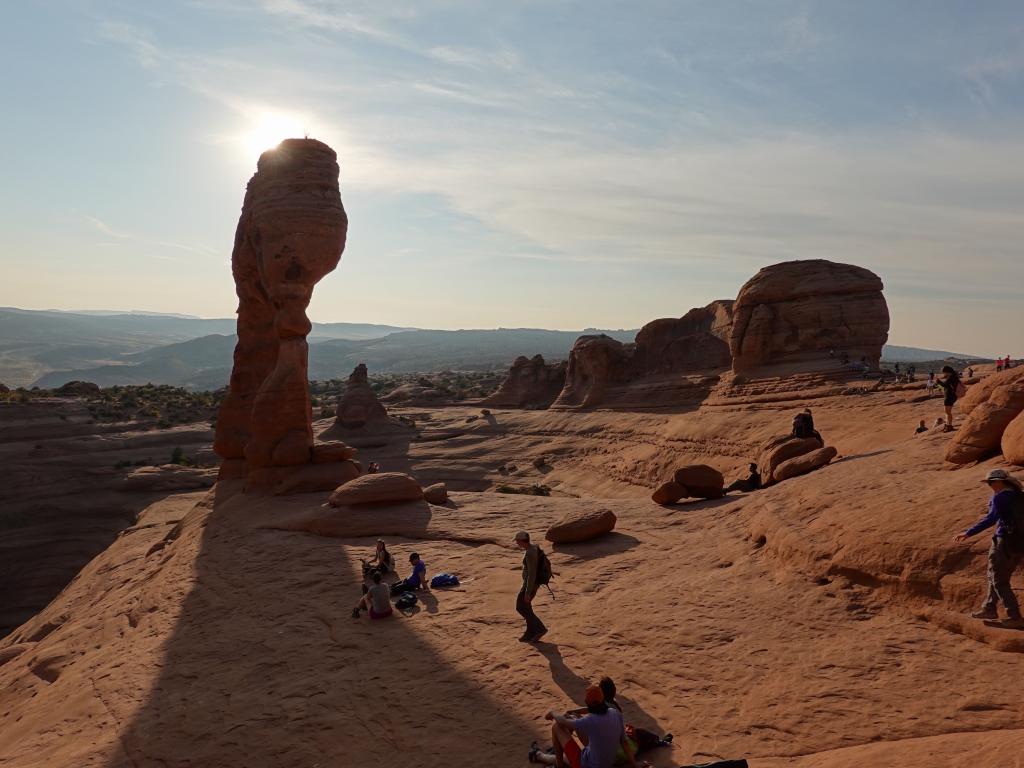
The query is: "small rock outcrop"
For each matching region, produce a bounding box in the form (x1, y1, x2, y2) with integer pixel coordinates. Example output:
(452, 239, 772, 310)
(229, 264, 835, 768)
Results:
(774, 446, 838, 482)
(545, 508, 617, 544)
(332, 364, 389, 429)
(730, 260, 889, 376)
(328, 472, 423, 507)
(946, 368, 1024, 465)
(758, 436, 826, 486)
(652, 481, 688, 505)
(213, 139, 348, 492)
(483, 355, 567, 409)
(423, 482, 448, 505)
(672, 465, 725, 499)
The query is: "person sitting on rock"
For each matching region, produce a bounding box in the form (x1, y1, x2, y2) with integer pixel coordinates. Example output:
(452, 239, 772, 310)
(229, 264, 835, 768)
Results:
(724, 463, 761, 494)
(914, 420, 928, 435)
(791, 409, 822, 442)
(361, 538, 395, 579)
(954, 469, 1024, 629)
(528, 684, 646, 768)
(353, 571, 393, 620)
(390, 552, 428, 595)
(367, 461, 381, 474)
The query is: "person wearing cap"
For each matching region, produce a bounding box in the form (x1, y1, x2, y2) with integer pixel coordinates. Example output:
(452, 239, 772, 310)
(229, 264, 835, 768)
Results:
(529, 684, 646, 768)
(953, 469, 1024, 628)
(514, 531, 547, 643)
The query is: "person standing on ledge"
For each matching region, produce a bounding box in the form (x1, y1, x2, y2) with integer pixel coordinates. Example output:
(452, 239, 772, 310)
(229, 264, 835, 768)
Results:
(933, 365, 962, 431)
(514, 530, 548, 643)
(954, 469, 1024, 628)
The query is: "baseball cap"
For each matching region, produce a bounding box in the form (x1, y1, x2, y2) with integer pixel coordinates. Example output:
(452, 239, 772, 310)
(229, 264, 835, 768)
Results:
(513, 531, 530, 542)
(584, 685, 604, 707)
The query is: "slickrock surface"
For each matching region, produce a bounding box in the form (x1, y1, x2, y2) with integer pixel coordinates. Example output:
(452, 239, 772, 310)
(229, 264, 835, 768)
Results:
(483, 354, 567, 409)
(730, 260, 889, 376)
(214, 139, 347, 489)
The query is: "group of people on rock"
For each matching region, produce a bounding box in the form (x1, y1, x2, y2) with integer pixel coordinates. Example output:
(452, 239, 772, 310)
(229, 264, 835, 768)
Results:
(996, 356, 1015, 372)
(351, 540, 430, 620)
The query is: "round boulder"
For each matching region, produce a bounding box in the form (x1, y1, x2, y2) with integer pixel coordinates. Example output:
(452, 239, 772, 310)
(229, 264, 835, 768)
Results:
(651, 481, 689, 505)
(1002, 411, 1024, 466)
(758, 436, 823, 485)
(546, 508, 617, 544)
(671, 465, 724, 499)
(774, 446, 838, 482)
(328, 472, 423, 507)
(423, 482, 448, 505)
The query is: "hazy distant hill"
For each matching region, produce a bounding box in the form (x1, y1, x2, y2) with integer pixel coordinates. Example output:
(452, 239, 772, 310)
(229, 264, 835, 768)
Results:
(880, 344, 981, 363)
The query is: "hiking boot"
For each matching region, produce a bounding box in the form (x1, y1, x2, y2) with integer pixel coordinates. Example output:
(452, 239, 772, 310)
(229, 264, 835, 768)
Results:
(529, 628, 548, 643)
(518, 632, 533, 642)
(999, 617, 1024, 629)
(971, 609, 998, 620)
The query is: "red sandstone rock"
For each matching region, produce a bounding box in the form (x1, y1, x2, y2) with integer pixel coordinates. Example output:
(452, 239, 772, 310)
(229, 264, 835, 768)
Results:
(545, 508, 617, 544)
(551, 335, 635, 409)
(633, 301, 733, 374)
(423, 482, 448, 505)
(483, 355, 567, 409)
(328, 472, 423, 506)
(1002, 411, 1024, 466)
(774, 446, 838, 482)
(652, 481, 689, 505)
(333, 364, 388, 428)
(730, 260, 889, 376)
(946, 372, 1024, 464)
(958, 367, 1024, 417)
(311, 441, 357, 463)
(250, 460, 361, 496)
(672, 465, 725, 499)
(213, 139, 347, 491)
(759, 436, 824, 485)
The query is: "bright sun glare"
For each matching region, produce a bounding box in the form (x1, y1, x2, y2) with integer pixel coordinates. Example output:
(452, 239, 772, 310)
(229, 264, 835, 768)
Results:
(240, 111, 308, 160)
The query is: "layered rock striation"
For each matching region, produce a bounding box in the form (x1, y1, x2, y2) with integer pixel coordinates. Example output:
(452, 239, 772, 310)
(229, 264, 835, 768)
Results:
(483, 355, 567, 409)
(213, 139, 348, 491)
(730, 260, 889, 376)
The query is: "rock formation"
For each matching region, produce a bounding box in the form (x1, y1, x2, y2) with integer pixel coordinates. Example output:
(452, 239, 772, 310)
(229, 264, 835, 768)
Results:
(482, 355, 567, 409)
(213, 139, 348, 492)
(730, 260, 889, 376)
(946, 367, 1024, 465)
(632, 301, 733, 374)
(758, 435, 825, 486)
(545, 508, 617, 544)
(652, 481, 688, 505)
(423, 482, 448, 505)
(672, 465, 725, 499)
(333, 364, 388, 429)
(1002, 411, 1024, 466)
(328, 472, 423, 506)
(551, 334, 634, 409)
(774, 445, 838, 482)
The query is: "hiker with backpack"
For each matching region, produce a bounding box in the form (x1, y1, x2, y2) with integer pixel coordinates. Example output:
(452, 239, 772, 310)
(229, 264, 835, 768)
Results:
(529, 684, 647, 768)
(933, 365, 964, 431)
(390, 552, 429, 596)
(953, 469, 1024, 628)
(514, 530, 549, 643)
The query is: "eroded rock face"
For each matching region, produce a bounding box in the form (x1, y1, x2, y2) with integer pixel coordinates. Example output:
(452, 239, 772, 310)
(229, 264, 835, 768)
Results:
(545, 508, 617, 544)
(483, 355, 567, 409)
(334, 364, 388, 429)
(730, 260, 889, 376)
(946, 369, 1024, 465)
(633, 301, 733, 374)
(213, 139, 347, 490)
(1002, 411, 1024, 466)
(551, 335, 634, 409)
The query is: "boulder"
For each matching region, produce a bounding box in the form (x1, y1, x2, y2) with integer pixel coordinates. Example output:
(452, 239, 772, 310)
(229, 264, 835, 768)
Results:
(482, 355, 567, 409)
(730, 260, 889, 376)
(758, 436, 824, 485)
(311, 441, 357, 463)
(333, 364, 389, 429)
(261, 460, 361, 496)
(632, 301, 733, 374)
(1002, 411, 1024, 466)
(423, 482, 448, 505)
(774, 446, 838, 482)
(946, 372, 1024, 464)
(652, 481, 689, 505)
(328, 472, 423, 507)
(213, 139, 348, 493)
(671, 465, 724, 499)
(958, 367, 1024, 417)
(545, 508, 617, 544)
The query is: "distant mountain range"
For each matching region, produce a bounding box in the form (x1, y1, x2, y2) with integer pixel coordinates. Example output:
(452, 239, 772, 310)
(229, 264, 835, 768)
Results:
(0, 308, 984, 390)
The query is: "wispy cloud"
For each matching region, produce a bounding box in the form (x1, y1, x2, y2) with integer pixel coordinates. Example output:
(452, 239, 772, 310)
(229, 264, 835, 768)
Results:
(82, 214, 219, 260)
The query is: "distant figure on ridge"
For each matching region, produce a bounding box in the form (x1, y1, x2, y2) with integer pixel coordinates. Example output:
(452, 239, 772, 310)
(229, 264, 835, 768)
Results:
(933, 365, 963, 431)
(914, 420, 928, 435)
(725, 463, 761, 494)
(352, 571, 393, 620)
(528, 684, 645, 768)
(953, 469, 1024, 628)
(514, 530, 548, 643)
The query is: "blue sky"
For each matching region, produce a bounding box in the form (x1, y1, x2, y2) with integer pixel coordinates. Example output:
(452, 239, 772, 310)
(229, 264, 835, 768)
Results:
(2, 1, 1023, 355)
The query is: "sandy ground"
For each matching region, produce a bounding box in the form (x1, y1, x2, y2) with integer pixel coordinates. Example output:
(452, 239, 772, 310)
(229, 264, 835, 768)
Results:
(1, 379, 1023, 767)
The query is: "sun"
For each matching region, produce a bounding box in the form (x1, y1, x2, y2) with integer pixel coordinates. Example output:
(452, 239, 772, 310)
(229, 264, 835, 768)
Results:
(240, 110, 308, 160)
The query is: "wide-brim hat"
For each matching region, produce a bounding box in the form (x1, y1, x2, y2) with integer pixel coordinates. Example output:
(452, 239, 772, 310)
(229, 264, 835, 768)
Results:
(982, 469, 1023, 492)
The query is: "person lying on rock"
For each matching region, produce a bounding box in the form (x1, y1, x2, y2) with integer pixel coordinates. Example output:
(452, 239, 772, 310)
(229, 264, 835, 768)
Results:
(528, 683, 647, 768)
(390, 552, 429, 596)
(361, 538, 395, 579)
(724, 463, 761, 494)
(953, 469, 1024, 629)
(352, 571, 393, 620)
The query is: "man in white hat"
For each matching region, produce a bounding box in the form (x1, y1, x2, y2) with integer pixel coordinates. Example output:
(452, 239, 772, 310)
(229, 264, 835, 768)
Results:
(954, 469, 1024, 628)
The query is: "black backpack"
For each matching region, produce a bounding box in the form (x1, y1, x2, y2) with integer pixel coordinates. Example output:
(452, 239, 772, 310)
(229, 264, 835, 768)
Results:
(792, 413, 814, 439)
(536, 547, 553, 587)
(1005, 491, 1024, 552)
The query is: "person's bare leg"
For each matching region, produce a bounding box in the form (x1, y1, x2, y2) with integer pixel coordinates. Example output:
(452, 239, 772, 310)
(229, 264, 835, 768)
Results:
(945, 405, 954, 429)
(546, 722, 574, 768)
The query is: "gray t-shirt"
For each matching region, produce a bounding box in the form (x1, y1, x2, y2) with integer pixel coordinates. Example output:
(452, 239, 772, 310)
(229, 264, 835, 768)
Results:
(574, 708, 624, 768)
(368, 582, 391, 613)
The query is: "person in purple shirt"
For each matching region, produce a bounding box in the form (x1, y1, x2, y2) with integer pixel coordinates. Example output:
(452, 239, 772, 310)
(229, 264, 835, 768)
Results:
(954, 469, 1024, 628)
(390, 552, 428, 596)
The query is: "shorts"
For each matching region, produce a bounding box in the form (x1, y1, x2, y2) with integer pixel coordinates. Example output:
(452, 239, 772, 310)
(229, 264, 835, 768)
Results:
(563, 738, 582, 768)
(369, 607, 393, 620)
(944, 392, 957, 407)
